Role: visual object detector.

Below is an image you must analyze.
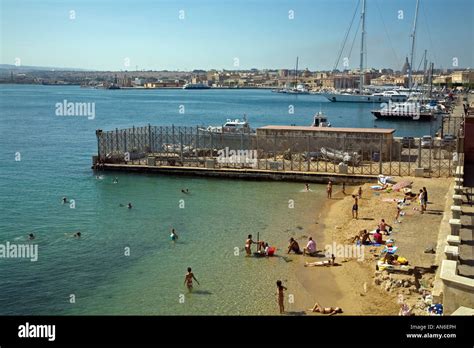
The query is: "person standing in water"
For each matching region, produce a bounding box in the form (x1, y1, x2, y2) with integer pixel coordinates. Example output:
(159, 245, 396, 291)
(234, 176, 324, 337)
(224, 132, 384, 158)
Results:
(276, 280, 287, 314)
(184, 267, 199, 292)
(305, 184, 310, 192)
(170, 228, 179, 241)
(327, 180, 333, 199)
(245, 234, 256, 256)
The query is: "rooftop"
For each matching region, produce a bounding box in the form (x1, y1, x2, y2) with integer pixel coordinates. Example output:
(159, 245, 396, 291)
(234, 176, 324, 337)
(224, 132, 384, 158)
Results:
(257, 125, 396, 134)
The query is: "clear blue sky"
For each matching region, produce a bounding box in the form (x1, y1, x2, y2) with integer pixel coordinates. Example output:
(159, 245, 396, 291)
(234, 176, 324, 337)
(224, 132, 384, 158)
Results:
(1, 0, 473, 71)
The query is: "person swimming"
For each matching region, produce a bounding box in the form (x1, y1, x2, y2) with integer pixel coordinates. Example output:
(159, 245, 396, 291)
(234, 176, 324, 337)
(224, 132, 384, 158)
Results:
(181, 189, 190, 194)
(305, 184, 310, 192)
(170, 229, 178, 241)
(113, 177, 118, 184)
(62, 197, 68, 204)
(73, 232, 81, 238)
(28, 233, 35, 240)
(127, 203, 132, 209)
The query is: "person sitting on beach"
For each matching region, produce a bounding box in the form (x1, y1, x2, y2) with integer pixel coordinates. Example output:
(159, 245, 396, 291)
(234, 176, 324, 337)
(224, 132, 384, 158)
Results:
(245, 234, 257, 256)
(170, 229, 178, 241)
(383, 254, 408, 266)
(373, 229, 384, 244)
(28, 233, 35, 240)
(404, 191, 417, 201)
(308, 302, 343, 315)
(378, 219, 392, 235)
(351, 229, 371, 245)
(303, 237, 317, 256)
(287, 238, 302, 254)
(264, 243, 274, 256)
(184, 267, 200, 292)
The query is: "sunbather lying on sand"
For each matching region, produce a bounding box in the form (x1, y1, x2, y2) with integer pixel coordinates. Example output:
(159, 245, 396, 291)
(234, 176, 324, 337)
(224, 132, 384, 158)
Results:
(304, 254, 336, 267)
(308, 302, 343, 315)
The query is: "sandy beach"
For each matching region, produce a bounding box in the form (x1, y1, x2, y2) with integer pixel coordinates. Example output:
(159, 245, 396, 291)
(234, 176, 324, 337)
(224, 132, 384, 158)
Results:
(284, 177, 452, 315)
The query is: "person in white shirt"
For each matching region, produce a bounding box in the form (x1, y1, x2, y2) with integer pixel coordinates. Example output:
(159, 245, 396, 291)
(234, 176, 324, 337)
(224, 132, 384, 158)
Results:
(303, 237, 317, 256)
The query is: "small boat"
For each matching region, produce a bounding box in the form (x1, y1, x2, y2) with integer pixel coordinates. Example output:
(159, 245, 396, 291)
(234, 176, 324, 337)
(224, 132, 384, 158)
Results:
(183, 83, 211, 89)
(311, 111, 331, 127)
(198, 116, 254, 134)
(371, 102, 434, 120)
(320, 147, 361, 165)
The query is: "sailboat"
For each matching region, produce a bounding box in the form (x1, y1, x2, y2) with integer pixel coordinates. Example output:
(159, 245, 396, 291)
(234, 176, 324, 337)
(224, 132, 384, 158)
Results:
(320, 0, 407, 103)
(273, 57, 309, 94)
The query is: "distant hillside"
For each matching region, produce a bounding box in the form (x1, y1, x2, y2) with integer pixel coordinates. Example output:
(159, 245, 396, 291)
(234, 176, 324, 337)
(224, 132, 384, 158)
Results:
(0, 64, 90, 72)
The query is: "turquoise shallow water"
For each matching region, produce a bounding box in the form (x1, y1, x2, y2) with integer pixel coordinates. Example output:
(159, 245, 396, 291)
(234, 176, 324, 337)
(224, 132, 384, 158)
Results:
(0, 85, 437, 315)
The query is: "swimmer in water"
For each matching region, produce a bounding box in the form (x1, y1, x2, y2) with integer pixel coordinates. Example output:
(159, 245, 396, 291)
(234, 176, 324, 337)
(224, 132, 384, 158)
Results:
(62, 197, 68, 204)
(28, 233, 35, 240)
(170, 229, 178, 241)
(181, 189, 190, 194)
(305, 184, 310, 191)
(113, 177, 118, 184)
(73, 232, 81, 238)
(127, 203, 132, 209)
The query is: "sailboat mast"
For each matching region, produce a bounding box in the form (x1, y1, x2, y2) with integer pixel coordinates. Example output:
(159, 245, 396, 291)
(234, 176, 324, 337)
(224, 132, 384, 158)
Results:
(359, 0, 366, 91)
(295, 56, 299, 87)
(409, 0, 420, 90)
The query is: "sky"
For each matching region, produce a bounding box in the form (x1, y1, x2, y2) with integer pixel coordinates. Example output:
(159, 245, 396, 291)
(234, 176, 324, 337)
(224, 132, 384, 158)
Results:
(0, 0, 473, 71)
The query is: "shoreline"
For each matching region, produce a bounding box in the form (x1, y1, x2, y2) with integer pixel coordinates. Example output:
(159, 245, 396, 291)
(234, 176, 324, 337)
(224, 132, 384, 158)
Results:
(287, 176, 452, 315)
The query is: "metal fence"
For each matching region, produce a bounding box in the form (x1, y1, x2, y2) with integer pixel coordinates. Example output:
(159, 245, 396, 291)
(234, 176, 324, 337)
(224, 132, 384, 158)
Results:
(95, 125, 458, 177)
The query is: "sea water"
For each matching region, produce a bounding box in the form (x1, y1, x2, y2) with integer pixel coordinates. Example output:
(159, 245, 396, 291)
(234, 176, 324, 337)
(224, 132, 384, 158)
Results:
(0, 85, 436, 314)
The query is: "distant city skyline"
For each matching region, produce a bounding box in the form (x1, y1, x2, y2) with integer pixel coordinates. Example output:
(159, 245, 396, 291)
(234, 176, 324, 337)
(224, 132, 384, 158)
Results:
(1, 0, 473, 71)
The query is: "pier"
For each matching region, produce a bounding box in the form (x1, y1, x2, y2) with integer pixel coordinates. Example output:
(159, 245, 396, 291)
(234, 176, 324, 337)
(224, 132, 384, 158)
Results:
(93, 122, 460, 180)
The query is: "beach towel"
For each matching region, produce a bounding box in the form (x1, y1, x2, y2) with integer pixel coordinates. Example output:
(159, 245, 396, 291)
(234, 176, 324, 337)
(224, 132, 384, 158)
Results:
(371, 185, 383, 190)
(392, 181, 413, 191)
(382, 246, 398, 254)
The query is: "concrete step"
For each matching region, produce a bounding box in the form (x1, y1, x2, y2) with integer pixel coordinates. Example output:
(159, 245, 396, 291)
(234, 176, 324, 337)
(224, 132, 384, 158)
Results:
(457, 264, 474, 279)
